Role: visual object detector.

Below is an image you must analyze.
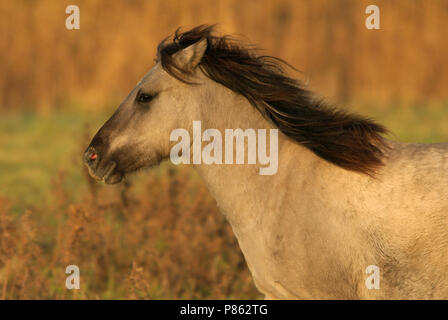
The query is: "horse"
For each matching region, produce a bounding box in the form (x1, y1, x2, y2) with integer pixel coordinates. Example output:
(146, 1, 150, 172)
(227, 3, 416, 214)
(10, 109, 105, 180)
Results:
(84, 25, 448, 299)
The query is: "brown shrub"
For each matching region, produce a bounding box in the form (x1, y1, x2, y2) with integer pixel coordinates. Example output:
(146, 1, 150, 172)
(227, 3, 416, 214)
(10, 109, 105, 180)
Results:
(0, 162, 261, 299)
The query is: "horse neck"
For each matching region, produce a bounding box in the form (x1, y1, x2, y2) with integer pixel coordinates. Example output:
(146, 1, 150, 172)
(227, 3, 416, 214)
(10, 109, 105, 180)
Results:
(193, 90, 322, 238)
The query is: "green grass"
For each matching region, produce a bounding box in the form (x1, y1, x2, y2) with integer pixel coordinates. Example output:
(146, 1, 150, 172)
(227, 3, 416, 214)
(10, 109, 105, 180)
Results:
(1, 103, 447, 212)
(350, 102, 448, 143)
(0, 110, 111, 212)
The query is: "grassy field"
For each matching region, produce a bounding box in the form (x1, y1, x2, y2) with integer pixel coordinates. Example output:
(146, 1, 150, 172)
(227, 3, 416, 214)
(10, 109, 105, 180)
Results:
(350, 102, 448, 143)
(0, 110, 125, 213)
(0, 104, 447, 299)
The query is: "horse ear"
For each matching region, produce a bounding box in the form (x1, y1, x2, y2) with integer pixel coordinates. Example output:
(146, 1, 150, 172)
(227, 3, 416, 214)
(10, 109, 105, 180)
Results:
(173, 38, 207, 71)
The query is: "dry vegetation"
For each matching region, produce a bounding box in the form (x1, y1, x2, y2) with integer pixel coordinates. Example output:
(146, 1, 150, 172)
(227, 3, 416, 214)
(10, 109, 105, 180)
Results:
(0, 155, 261, 299)
(1, 0, 447, 112)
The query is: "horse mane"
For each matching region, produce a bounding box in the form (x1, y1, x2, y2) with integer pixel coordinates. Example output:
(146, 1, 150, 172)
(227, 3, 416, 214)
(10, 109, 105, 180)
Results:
(157, 25, 388, 175)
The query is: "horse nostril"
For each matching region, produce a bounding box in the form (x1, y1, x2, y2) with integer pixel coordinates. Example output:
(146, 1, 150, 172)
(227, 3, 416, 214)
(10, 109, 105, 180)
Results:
(84, 147, 99, 166)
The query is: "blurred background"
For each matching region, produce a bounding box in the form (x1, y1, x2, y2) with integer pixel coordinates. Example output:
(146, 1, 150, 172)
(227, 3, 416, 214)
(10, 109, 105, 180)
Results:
(0, 0, 447, 299)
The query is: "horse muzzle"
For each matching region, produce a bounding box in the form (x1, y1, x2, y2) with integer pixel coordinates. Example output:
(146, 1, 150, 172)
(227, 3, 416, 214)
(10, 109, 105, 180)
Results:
(83, 146, 123, 184)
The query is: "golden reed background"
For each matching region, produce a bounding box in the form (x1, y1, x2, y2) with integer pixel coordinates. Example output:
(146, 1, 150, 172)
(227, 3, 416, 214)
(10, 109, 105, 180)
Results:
(1, 1, 447, 299)
(1, 0, 447, 112)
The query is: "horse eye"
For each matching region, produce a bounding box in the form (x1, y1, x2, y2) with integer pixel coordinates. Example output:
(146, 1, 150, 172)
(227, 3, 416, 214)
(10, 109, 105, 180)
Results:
(137, 93, 154, 103)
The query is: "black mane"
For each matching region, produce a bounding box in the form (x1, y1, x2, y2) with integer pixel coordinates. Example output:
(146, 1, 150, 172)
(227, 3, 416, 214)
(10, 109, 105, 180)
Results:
(158, 25, 388, 175)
